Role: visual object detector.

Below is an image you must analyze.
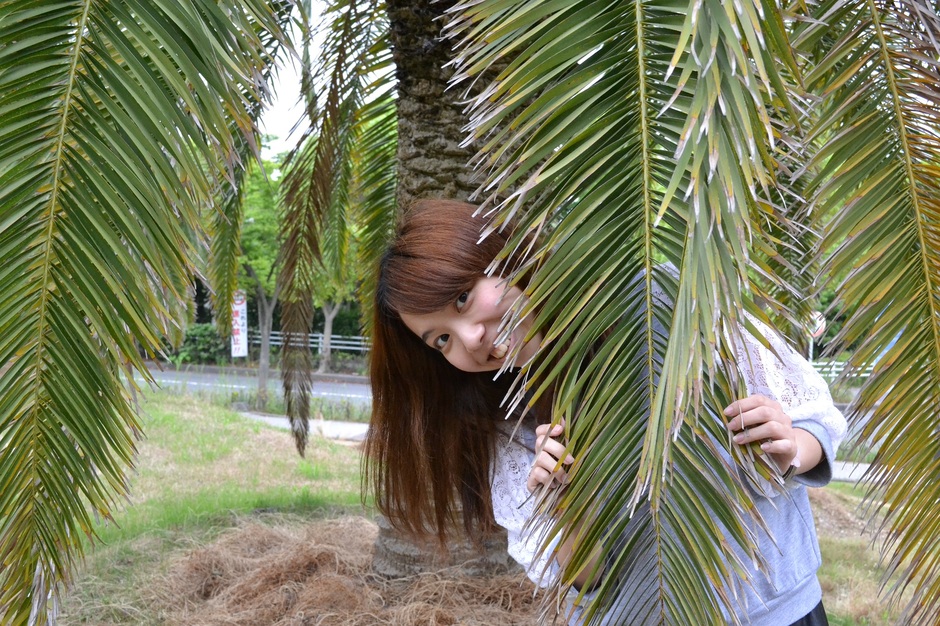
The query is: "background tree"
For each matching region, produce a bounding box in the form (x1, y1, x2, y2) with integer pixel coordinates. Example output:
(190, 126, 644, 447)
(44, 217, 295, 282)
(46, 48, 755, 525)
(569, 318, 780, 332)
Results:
(311, 237, 357, 374)
(239, 157, 284, 408)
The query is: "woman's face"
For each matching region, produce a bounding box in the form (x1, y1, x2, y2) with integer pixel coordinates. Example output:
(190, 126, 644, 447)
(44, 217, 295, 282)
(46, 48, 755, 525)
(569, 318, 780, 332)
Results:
(400, 277, 542, 373)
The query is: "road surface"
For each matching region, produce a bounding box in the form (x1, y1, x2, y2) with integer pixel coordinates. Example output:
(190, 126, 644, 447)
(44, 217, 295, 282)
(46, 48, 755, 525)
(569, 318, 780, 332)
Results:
(135, 366, 371, 405)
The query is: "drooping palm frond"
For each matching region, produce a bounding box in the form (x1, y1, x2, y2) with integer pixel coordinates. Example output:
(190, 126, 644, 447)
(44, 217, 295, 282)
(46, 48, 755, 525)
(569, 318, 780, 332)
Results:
(208, 0, 295, 337)
(447, 0, 808, 622)
(743, 82, 823, 352)
(0, 1, 289, 622)
(796, 1, 940, 621)
(208, 167, 248, 337)
(278, 0, 391, 453)
(350, 71, 398, 330)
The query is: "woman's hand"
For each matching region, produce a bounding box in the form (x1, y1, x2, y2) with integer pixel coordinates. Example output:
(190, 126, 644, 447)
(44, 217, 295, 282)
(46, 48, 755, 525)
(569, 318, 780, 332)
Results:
(527, 420, 575, 492)
(724, 394, 801, 474)
(527, 420, 601, 590)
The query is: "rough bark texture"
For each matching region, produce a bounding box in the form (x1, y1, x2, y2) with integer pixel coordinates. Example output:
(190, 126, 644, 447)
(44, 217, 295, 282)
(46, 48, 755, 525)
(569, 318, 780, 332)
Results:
(373, 0, 520, 579)
(371, 515, 520, 578)
(387, 0, 480, 209)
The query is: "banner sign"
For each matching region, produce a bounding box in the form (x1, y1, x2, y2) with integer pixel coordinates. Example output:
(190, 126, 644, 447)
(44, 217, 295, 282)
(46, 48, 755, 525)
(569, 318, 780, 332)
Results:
(231, 290, 248, 358)
(809, 311, 826, 339)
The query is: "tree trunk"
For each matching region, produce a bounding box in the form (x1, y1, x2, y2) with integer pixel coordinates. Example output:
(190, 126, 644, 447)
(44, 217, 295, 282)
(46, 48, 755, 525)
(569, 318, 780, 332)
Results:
(256, 298, 273, 410)
(376, 0, 516, 578)
(387, 0, 479, 210)
(318, 301, 341, 373)
(372, 515, 520, 578)
(246, 264, 279, 411)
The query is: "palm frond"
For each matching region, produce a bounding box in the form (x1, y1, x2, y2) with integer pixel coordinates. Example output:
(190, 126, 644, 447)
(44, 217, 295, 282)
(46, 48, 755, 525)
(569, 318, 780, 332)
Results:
(278, 0, 390, 454)
(0, 1, 289, 622)
(752, 109, 822, 352)
(447, 0, 808, 622)
(207, 0, 294, 337)
(350, 59, 398, 331)
(797, 1, 940, 621)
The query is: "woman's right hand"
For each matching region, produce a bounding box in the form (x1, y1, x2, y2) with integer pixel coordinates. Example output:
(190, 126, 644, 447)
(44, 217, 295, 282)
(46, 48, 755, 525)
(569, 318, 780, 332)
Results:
(527, 420, 575, 492)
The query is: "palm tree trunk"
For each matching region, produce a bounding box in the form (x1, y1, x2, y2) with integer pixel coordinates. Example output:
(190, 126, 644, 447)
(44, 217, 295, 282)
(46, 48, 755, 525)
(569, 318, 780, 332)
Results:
(372, 515, 519, 577)
(387, 0, 481, 209)
(378, 0, 516, 578)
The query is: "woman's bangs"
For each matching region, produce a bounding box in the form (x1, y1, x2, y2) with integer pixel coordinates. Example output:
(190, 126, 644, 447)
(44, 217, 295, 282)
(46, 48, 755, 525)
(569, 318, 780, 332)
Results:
(378, 198, 510, 316)
(383, 255, 477, 315)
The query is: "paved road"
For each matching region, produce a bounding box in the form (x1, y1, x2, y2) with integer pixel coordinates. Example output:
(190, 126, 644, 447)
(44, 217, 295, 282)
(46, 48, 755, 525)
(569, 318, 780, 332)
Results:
(243, 412, 369, 441)
(136, 366, 371, 405)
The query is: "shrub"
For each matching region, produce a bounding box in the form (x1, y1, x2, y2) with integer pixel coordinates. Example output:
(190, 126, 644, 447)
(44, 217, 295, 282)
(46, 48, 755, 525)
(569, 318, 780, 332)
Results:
(166, 323, 230, 365)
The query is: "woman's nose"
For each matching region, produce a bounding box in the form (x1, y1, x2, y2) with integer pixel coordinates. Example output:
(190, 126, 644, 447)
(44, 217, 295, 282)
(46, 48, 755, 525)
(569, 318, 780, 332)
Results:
(456, 321, 486, 350)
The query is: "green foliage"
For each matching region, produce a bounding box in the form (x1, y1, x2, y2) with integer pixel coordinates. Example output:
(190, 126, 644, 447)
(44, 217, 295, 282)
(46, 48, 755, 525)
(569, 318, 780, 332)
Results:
(165, 324, 231, 366)
(0, 3, 291, 621)
(240, 157, 284, 296)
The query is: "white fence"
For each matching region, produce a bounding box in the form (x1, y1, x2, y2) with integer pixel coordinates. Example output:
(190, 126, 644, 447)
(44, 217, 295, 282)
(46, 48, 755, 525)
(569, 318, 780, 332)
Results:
(250, 331, 370, 353)
(811, 360, 874, 380)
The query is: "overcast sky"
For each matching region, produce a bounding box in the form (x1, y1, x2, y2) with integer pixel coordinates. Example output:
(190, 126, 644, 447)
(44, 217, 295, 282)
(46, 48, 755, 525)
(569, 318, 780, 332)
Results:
(259, 55, 307, 160)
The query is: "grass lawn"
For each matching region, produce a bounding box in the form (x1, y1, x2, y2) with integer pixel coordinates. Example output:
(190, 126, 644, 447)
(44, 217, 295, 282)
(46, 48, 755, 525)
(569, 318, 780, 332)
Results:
(58, 392, 901, 625)
(59, 392, 367, 624)
(811, 482, 902, 626)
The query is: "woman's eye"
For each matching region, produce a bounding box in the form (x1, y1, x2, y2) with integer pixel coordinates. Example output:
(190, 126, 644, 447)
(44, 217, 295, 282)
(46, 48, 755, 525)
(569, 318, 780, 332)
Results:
(456, 292, 469, 310)
(434, 334, 450, 349)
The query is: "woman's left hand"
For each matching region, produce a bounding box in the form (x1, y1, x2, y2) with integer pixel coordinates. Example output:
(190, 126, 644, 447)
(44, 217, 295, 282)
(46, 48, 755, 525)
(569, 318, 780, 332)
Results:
(724, 394, 799, 473)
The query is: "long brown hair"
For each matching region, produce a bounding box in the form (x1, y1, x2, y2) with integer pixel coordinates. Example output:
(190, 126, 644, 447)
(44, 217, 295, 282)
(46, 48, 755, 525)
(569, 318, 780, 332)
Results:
(363, 199, 530, 544)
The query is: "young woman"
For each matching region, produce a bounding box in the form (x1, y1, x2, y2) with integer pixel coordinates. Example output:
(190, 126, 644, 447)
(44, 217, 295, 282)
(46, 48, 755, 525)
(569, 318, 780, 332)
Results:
(364, 198, 846, 625)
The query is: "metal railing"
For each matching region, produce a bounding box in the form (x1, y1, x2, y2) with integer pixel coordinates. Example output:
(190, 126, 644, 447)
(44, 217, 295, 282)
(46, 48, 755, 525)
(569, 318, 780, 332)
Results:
(811, 360, 873, 380)
(250, 331, 370, 353)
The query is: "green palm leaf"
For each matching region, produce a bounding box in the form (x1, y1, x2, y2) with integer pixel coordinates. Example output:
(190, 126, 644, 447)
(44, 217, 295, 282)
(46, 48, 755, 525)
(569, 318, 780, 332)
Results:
(796, 1, 940, 622)
(350, 72, 397, 330)
(448, 0, 808, 622)
(278, 0, 392, 453)
(209, 4, 293, 336)
(0, 1, 288, 622)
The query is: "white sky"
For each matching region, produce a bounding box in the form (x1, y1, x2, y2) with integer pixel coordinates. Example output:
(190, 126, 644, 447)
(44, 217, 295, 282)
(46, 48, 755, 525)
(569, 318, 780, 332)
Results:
(258, 3, 333, 160)
(259, 55, 307, 160)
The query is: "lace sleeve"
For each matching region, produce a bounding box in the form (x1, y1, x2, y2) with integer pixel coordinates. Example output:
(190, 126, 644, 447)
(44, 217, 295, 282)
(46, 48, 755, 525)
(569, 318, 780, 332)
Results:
(734, 316, 847, 486)
(490, 427, 560, 587)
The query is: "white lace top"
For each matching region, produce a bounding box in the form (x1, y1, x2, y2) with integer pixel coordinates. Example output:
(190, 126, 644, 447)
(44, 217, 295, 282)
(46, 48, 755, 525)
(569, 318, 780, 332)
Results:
(490, 320, 847, 586)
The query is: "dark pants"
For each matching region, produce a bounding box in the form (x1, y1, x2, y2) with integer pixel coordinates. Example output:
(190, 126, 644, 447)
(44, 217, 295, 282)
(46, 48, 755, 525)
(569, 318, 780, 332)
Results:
(790, 601, 829, 626)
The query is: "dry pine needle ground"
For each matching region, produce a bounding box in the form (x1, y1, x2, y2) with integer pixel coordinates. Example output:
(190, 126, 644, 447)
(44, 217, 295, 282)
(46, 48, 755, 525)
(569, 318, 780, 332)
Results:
(156, 516, 542, 625)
